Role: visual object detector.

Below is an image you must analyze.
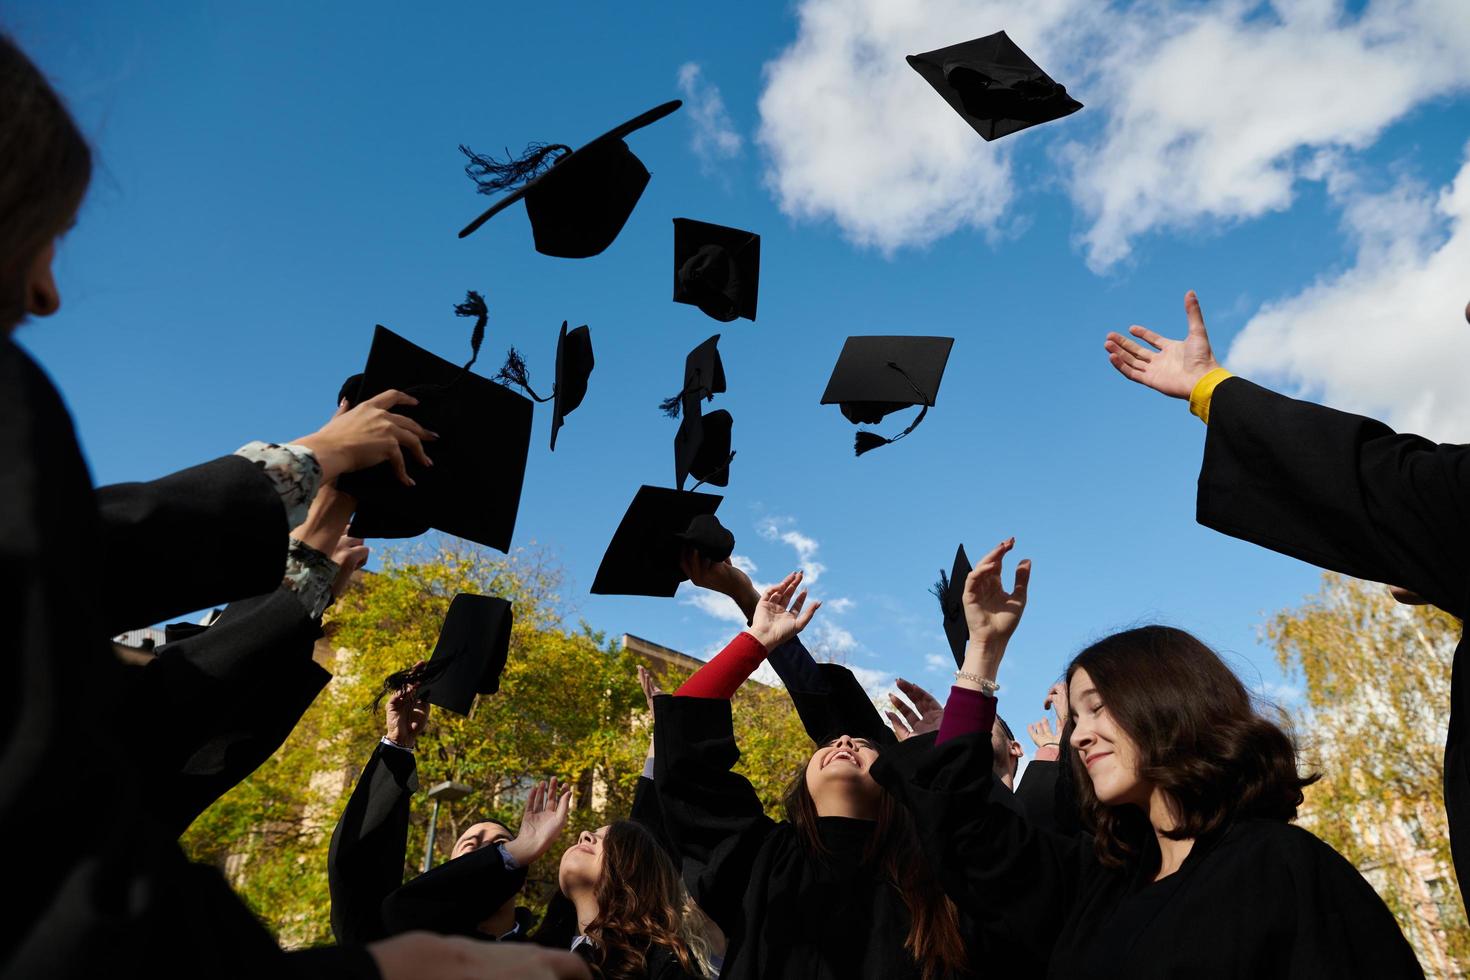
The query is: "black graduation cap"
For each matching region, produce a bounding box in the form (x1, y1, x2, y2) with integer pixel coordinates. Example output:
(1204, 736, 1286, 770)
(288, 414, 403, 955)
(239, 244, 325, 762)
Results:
(551, 322, 594, 451)
(590, 486, 730, 597)
(673, 218, 760, 323)
(907, 31, 1082, 142)
(493, 321, 596, 452)
(820, 336, 954, 455)
(674, 395, 734, 491)
(932, 544, 971, 667)
(788, 663, 897, 746)
(336, 324, 533, 552)
(422, 594, 513, 715)
(658, 334, 726, 418)
(458, 100, 682, 258)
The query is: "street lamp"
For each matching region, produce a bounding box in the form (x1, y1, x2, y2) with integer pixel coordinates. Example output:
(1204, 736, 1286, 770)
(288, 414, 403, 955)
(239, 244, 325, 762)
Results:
(422, 779, 472, 873)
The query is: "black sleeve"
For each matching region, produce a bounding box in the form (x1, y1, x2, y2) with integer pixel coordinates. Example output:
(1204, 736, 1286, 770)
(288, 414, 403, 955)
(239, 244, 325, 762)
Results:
(329, 743, 419, 945)
(1014, 760, 1059, 832)
(96, 454, 289, 634)
(135, 590, 323, 790)
(1282, 832, 1426, 977)
(653, 694, 778, 937)
(379, 842, 528, 938)
(872, 731, 1088, 969)
(631, 773, 678, 859)
(786, 662, 893, 746)
(1199, 377, 1470, 616)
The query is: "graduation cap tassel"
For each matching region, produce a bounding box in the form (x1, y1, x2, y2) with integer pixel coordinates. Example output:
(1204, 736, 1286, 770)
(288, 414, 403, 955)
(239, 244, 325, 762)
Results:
(855, 359, 934, 456)
(455, 290, 489, 371)
(494, 347, 551, 402)
(853, 431, 891, 456)
(930, 571, 952, 615)
(368, 656, 458, 713)
(460, 141, 572, 194)
(690, 450, 736, 492)
(658, 392, 683, 418)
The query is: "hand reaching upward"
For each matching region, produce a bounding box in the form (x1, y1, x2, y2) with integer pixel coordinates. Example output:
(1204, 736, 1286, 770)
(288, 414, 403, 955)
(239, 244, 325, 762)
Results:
(1104, 290, 1222, 399)
(746, 571, 821, 652)
(502, 778, 572, 868)
(962, 539, 1031, 653)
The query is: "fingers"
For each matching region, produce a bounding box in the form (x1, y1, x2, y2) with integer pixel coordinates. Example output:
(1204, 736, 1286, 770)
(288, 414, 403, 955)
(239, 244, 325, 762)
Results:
(387, 443, 413, 487)
(886, 710, 912, 741)
(793, 598, 820, 631)
(1011, 558, 1032, 600)
(888, 692, 921, 729)
(896, 677, 940, 712)
(1128, 324, 1169, 350)
(365, 388, 420, 410)
(1107, 350, 1150, 384)
(790, 591, 807, 616)
(385, 417, 434, 469)
(1184, 289, 1208, 338)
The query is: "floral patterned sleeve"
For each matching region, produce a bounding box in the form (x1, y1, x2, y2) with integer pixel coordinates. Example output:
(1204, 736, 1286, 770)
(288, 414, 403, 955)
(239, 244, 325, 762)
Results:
(233, 441, 323, 530)
(282, 536, 339, 620)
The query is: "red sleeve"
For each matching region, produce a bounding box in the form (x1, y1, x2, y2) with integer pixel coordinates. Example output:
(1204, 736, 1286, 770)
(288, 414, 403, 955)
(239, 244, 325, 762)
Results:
(675, 631, 768, 700)
(936, 685, 997, 745)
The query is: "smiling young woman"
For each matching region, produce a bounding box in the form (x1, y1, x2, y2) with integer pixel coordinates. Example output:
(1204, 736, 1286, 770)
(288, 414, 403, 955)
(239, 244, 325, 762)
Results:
(873, 540, 1424, 978)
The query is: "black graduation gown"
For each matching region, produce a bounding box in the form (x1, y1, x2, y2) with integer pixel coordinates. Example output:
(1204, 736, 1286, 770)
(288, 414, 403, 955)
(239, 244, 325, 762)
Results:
(0, 338, 373, 979)
(140, 590, 331, 836)
(1197, 377, 1470, 900)
(377, 832, 530, 940)
(653, 694, 945, 980)
(571, 938, 703, 980)
(872, 730, 1424, 978)
(329, 742, 421, 944)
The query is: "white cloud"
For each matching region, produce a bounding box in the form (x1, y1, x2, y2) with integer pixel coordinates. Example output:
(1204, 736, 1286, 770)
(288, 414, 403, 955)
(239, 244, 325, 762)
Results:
(756, 0, 1470, 267)
(1066, 0, 1470, 270)
(678, 584, 750, 624)
(848, 665, 896, 699)
(924, 653, 949, 673)
(730, 554, 758, 575)
(757, 516, 828, 585)
(677, 62, 744, 174)
(1226, 143, 1470, 441)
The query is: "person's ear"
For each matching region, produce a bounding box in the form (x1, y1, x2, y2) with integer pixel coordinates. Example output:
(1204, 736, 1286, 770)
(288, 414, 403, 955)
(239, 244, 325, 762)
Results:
(1009, 740, 1024, 760)
(26, 240, 60, 317)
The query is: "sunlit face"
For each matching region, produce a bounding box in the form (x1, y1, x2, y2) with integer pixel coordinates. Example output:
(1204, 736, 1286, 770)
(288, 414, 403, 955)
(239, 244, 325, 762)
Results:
(451, 820, 513, 861)
(1068, 667, 1148, 807)
(804, 734, 884, 814)
(558, 824, 610, 895)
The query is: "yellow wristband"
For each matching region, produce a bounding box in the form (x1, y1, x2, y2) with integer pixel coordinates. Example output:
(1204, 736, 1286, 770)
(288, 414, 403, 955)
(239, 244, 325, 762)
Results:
(1188, 368, 1233, 424)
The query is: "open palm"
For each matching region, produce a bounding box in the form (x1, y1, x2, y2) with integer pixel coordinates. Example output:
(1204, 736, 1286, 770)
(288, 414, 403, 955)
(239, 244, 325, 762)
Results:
(962, 539, 1031, 647)
(1104, 290, 1221, 399)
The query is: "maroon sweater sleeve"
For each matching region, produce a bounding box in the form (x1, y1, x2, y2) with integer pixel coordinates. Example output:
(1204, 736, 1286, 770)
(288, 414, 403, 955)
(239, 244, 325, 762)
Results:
(936, 685, 997, 745)
(675, 631, 768, 699)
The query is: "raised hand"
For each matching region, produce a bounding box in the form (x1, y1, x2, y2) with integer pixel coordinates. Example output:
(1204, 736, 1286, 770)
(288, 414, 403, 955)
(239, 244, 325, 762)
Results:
(1104, 290, 1222, 399)
(296, 390, 439, 486)
(680, 549, 761, 621)
(746, 571, 821, 652)
(962, 539, 1031, 653)
(886, 678, 944, 741)
(1043, 680, 1069, 726)
(1027, 717, 1061, 761)
(503, 777, 573, 868)
(386, 666, 430, 748)
(637, 664, 665, 712)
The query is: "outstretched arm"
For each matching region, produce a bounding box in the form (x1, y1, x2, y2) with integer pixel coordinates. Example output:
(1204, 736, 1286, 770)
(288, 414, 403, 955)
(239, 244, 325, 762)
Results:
(675, 571, 820, 699)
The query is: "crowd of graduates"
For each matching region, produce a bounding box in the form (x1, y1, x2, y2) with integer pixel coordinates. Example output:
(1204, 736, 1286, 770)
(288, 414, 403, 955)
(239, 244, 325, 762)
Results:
(5, 25, 1469, 980)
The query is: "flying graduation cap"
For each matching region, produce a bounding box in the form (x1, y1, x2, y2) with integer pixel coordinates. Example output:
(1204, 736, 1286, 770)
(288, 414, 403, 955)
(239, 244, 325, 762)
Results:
(908, 31, 1082, 142)
(376, 593, 514, 716)
(458, 100, 682, 258)
(659, 334, 735, 488)
(932, 544, 971, 666)
(336, 293, 533, 552)
(673, 218, 760, 323)
(820, 336, 954, 455)
(590, 486, 733, 597)
(494, 321, 595, 451)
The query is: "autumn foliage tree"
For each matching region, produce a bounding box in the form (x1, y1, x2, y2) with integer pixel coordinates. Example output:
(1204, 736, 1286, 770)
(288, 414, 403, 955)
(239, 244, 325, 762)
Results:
(180, 540, 812, 945)
(1267, 572, 1468, 973)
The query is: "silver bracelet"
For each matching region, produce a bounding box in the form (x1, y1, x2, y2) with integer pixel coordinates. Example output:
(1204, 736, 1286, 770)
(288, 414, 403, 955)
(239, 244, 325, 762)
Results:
(955, 670, 999, 695)
(380, 735, 415, 754)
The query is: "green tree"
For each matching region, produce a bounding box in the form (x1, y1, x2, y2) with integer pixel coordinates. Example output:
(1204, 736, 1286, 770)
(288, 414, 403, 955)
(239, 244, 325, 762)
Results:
(1267, 572, 1469, 974)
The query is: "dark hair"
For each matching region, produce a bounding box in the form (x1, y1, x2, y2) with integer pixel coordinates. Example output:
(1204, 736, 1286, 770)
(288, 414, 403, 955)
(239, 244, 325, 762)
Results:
(784, 762, 966, 980)
(1064, 625, 1318, 869)
(0, 35, 92, 331)
(584, 821, 707, 980)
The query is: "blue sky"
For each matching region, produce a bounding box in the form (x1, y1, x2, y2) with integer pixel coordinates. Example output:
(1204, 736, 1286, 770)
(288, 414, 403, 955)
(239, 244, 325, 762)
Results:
(12, 1, 1470, 742)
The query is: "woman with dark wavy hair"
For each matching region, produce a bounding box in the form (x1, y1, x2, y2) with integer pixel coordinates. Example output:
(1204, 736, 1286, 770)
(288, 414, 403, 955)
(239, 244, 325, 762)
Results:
(653, 571, 993, 980)
(875, 539, 1423, 978)
(551, 819, 712, 979)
